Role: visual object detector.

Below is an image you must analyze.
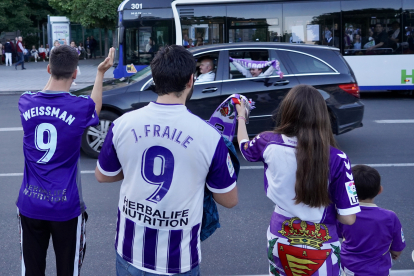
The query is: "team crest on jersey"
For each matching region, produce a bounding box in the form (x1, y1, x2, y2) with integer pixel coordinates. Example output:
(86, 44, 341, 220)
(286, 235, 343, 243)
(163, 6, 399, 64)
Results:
(226, 152, 235, 177)
(278, 245, 332, 276)
(276, 218, 332, 276)
(345, 181, 358, 205)
(243, 142, 248, 151)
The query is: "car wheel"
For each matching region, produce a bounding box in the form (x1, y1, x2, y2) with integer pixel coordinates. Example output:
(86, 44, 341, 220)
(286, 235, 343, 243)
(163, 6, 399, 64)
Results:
(81, 110, 119, 158)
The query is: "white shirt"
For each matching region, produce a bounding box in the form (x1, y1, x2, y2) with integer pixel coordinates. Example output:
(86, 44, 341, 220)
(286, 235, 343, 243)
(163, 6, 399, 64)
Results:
(97, 102, 237, 274)
(38, 47, 46, 53)
(195, 71, 215, 83)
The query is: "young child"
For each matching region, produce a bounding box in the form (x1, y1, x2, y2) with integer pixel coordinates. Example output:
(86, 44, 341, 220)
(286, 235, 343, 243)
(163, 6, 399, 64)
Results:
(337, 165, 406, 276)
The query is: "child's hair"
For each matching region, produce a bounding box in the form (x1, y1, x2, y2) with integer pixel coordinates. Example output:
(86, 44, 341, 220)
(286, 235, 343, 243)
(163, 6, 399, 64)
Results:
(352, 165, 381, 200)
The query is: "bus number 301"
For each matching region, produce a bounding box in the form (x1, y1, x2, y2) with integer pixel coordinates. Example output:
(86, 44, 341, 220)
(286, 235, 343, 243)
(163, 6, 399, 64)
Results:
(131, 3, 142, 9)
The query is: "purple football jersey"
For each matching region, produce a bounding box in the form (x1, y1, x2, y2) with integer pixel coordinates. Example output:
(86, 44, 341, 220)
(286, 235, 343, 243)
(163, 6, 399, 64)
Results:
(16, 91, 98, 221)
(337, 204, 406, 276)
(240, 132, 360, 276)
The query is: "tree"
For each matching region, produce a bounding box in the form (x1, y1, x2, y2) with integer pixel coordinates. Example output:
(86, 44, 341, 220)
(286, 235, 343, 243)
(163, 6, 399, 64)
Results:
(0, 0, 56, 35)
(48, 0, 121, 55)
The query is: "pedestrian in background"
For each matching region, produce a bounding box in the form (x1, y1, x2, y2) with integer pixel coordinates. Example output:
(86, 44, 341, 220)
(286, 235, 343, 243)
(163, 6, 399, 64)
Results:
(78, 43, 86, 60)
(45, 44, 50, 58)
(85, 37, 91, 59)
(30, 45, 40, 62)
(38, 45, 47, 61)
(90, 36, 97, 59)
(0, 42, 3, 65)
(70, 41, 81, 85)
(23, 46, 30, 62)
(51, 40, 60, 51)
(235, 84, 360, 276)
(14, 36, 26, 70)
(4, 39, 13, 66)
(14, 37, 18, 62)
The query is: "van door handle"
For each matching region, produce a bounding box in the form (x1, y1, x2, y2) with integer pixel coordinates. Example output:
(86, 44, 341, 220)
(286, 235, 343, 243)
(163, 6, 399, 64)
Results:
(202, 87, 218, 93)
(274, 80, 290, 85)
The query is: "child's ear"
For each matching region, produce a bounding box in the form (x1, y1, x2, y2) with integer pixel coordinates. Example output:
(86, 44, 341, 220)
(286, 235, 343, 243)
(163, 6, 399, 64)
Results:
(378, 186, 383, 195)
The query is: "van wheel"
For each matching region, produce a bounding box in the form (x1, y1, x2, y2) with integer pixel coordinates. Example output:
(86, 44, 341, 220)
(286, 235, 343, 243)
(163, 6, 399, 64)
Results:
(81, 111, 119, 158)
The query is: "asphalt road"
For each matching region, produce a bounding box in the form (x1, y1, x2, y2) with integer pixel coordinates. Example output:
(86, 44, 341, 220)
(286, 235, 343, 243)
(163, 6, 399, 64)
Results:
(0, 92, 412, 275)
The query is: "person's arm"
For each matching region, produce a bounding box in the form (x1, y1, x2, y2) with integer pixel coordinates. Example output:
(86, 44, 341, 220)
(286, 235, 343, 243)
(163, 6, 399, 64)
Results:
(212, 187, 238, 208)
(235, 101, 249, 145)
(95, 167, 124, 183)
(337, 214, 356, 225)
(231, 60, 252, 78)
(95, 123, 124, 183)
(90, 47, 115, 116)
(390, 250, 403, 260)
(263, 65, 276, 77)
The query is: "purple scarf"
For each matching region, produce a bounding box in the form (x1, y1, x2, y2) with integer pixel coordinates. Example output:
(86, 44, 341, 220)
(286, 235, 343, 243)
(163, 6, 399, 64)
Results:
(230, 58, 283, 78)
(208, 94, 255, 141)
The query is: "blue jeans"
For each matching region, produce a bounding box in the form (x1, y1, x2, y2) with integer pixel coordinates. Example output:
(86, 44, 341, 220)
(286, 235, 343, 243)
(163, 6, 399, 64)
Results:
(15, 52, 25, 68)
(116, 252, 200, 276)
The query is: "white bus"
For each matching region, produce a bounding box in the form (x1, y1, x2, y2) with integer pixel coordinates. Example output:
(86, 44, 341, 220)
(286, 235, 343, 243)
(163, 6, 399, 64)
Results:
(115, 0, 414, 92)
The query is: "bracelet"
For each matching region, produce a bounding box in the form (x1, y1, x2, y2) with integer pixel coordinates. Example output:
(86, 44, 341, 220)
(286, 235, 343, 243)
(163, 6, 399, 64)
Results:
(237, 115, 246, 122)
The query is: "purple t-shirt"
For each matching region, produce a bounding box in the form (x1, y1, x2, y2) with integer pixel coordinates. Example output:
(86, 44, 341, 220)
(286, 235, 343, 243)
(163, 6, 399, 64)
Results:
(17, 91, 98, 221)
(337, 204, 406, 276)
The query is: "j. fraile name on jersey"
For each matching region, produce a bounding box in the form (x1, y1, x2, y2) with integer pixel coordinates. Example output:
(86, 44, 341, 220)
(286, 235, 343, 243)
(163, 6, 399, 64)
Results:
(131, 124, 194, 149)
(122, 197, 189, 227)
(22, 106, 76, 125)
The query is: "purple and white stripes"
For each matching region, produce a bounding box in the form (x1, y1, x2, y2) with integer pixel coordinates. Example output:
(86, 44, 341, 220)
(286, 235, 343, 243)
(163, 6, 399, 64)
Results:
(115, 210, 201, 274)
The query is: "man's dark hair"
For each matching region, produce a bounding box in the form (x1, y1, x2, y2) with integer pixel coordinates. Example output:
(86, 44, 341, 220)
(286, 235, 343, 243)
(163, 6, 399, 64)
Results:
(352, 165, 381, 200)
(49, 44, 79, 80)
(150, 45, 195, 97)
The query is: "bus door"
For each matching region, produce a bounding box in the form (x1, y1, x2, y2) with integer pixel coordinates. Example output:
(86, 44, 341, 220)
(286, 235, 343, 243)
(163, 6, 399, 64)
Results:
(114, 8, 174, 79)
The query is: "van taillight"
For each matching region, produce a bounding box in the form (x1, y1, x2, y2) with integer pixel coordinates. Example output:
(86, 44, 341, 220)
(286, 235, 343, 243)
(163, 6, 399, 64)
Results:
(339, 83, 360, 98)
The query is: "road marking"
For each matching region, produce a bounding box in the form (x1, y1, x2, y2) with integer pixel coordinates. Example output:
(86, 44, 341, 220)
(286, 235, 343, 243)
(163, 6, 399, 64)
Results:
(0, 170, 95, 177)
(1, 164, 413, 177)
(0, 127, 23, 132)
(375, 119, 414, 123)
(240, 163, 414, 169)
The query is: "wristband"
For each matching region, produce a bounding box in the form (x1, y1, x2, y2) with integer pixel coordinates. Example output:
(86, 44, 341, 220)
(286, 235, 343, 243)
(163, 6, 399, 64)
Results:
(237, 115, 246, 122)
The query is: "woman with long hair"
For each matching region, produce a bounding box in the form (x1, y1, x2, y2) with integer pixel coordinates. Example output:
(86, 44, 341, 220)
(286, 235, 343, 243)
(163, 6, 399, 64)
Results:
(236, 84, 360, 276)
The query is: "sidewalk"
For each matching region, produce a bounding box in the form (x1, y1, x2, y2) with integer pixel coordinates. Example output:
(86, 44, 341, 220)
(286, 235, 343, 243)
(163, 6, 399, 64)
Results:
(0, 58, 114, 93)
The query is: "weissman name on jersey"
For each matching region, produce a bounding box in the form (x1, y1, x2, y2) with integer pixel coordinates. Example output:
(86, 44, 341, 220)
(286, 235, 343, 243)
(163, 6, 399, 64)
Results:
(21, 106, 76, 125)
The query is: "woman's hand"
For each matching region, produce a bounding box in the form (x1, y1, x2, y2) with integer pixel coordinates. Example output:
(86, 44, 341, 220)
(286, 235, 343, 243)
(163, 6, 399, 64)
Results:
(235, 99, 246, 118)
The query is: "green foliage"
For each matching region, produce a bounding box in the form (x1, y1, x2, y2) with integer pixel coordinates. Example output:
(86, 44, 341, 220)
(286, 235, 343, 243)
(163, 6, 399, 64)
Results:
(0, 0, 56, 34)
(48, 0, 121, 29)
